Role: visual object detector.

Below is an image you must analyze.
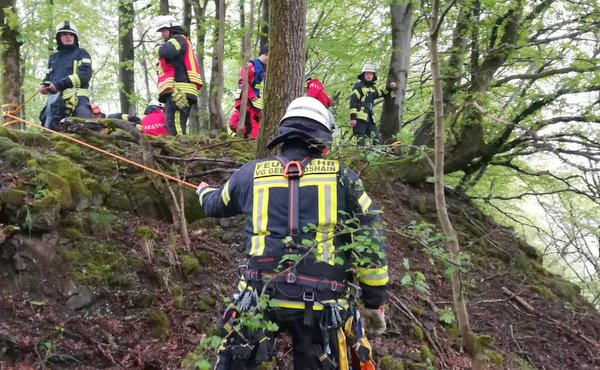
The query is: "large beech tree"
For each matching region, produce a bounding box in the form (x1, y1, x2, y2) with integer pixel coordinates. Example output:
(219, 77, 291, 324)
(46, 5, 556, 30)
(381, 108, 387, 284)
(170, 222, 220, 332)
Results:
(256, 0, 307, 158)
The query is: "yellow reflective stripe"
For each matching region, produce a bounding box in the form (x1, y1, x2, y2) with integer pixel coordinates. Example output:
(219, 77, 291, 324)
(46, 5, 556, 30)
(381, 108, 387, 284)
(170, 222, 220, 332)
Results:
(175, 110, 182, 135)
(221, 180, 231, 205)
(198, 187, 218, 206)
(299, 174, 337, 264)
(358, 192, 372, 212)
(62, 88, 89, 98)
(268, 298, 349, 310)
(168, 38, 182, 50)
(68, 74, 81, 87)
(352, 90, 361, 99)
(357, 266, 389, 286)
(158, 77, 175, 95)
(80, 58, 92, 64)
(250, 185, 270, 256)
(174, 81, 198, 95)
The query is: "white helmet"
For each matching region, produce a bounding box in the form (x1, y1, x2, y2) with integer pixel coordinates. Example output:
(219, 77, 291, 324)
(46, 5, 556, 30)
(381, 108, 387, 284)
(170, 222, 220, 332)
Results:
(148, 99, 165, 108)
(280, 96, 334, 132)
(152, 15, 181, 32)
(55, 21, 78, 38)
(361, 63, 377, 73)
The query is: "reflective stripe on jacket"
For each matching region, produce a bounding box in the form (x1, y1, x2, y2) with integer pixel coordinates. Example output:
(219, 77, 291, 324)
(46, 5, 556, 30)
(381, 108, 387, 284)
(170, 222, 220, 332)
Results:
(157, 33, 202, 98)
(198, 146, 389, 307)
(349, 79, 391, 122)
(43, 44, 92, 97)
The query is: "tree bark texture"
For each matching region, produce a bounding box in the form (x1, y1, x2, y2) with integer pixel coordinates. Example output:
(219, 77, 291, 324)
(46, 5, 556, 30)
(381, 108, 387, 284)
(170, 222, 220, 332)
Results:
(259, 0, 269, 50)
(192, 0, 210, 134)
(208, 0, 225, 135)
(256, 0, 307, 158)
(118, 0, 135, 115)
(380, 0, 413, 143)
(160, 0, 169, 15)
(0, 1, 22, 126)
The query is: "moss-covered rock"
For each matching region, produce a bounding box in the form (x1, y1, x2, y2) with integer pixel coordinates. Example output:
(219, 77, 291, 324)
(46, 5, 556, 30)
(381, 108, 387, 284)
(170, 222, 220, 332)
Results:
(410, 323, 424, 341)
(84, 211, 117, 236)
(531, 284, 557, 300)
(181, 254, 200, 276)
(485, 349, 503, 366)
(146, 309, 170, 340)
(419, 343, 434, 363)
(5, 147, 35, 168)
(64, 227, 83, 241)
(0, 136, 18, 152)
(0, 188, 27, 208)
(29, 193, 62, 231)
(132, 293, 156, 309)
(36, 154, 91, 207)
(53, 141, 83, 160)
(379, 355, 404, 370)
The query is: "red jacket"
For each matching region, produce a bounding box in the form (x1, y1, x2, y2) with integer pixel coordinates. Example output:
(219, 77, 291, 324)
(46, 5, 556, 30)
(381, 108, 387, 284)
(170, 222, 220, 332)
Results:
(141, 109, 168, 136)
(306, 78, 332, 108)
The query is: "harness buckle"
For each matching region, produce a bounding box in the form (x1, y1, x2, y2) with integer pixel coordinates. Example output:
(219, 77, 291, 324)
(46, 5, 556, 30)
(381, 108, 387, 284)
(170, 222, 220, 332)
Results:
(285, 271, 297, 284)
(330, 280, 338, 292)
(303, 290, 315, 302)
(283, 160, 303, 179)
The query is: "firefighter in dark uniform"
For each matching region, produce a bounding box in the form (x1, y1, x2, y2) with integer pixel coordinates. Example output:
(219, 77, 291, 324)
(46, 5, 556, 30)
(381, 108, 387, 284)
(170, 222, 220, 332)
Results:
(152, 15, 202, 136)
(349, 63, 397, 145)
(38, 21, 93, 131)
(197, 97, 389, 370)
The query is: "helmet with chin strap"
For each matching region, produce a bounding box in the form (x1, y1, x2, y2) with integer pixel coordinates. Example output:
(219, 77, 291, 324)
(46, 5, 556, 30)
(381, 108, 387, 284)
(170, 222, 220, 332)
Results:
(266, 97, 334, 149)
(55, 21, 79, 45)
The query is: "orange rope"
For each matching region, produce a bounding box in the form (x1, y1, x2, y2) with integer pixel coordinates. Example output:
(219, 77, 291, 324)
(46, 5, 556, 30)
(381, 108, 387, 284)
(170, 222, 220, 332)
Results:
(7, 90, 40, 115)
(2, 112, 199, 190)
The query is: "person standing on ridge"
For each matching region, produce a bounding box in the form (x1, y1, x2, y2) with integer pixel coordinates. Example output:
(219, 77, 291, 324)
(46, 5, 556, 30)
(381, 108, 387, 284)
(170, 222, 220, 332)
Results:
(38, 21, 93, 131)
(228, 46, 268, 139)
(152, 15, 202, 136)
(349, 63, 397, 145)
(197, 97, 389, 369)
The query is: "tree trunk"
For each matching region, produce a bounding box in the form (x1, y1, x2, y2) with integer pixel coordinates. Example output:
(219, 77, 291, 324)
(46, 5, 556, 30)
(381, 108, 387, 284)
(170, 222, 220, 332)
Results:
(428, 1, 484, 368)
(259, 0, 269, 50)
(380, 0, 413, 143)
(193, 0, 210, 133)
(118, 0, 135, 115)
(236, 0, 253, 138)
(256, 0, 307, 158)
(208, 0, 225, 136)
(183, 0, 192, 35)
(0, 1, 22, 127)
(160, 0, 169, 15)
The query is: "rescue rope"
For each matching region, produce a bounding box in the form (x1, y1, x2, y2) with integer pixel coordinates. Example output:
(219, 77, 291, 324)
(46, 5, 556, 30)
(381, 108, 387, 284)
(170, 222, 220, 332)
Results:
(5, 90, 40, 116)
(1, 112, 198, 190)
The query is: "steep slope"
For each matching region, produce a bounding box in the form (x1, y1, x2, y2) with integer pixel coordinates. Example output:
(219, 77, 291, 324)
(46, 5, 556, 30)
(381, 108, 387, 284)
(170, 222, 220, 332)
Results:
(0, 126, 598, 369)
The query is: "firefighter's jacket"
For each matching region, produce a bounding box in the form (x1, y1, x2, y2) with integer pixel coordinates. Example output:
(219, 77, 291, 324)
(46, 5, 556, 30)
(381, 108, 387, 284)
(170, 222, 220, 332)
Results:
(198, 144, 389, 309)
(306, 78, 332, 108)
(42, 43, 92, 99)
(157, 31, 202, 102)
(349, 79, 392, 123)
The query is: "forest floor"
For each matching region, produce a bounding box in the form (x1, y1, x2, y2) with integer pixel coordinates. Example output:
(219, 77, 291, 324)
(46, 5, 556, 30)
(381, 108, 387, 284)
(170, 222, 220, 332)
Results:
(1, 151, 600, 369)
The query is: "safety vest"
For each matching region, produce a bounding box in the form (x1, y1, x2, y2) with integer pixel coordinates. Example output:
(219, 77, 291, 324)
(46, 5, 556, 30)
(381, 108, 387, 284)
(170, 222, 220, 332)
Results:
(157, 35, 202, 97)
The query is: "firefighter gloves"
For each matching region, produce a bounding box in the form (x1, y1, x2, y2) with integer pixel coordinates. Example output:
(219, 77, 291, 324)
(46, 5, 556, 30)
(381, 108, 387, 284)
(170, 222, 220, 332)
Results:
(361, 306, 386, 336)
